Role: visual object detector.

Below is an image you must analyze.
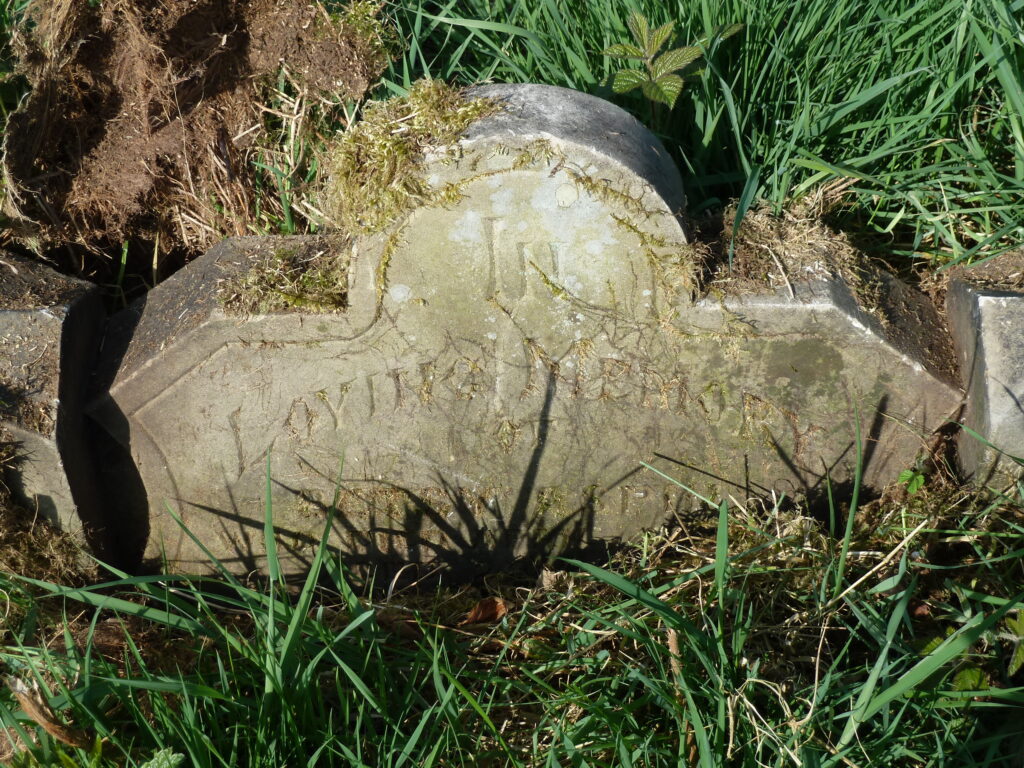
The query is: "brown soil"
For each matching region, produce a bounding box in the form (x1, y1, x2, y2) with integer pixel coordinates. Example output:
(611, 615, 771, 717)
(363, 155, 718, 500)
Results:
(1, 0, 387, 278)
(946, 247, 1024, 291)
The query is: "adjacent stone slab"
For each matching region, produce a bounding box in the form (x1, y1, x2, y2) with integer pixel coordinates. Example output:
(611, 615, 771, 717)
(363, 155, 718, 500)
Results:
(947, 251, 1024, 482)
(86, 85, 962, 574)
(0, 252, 106, 547)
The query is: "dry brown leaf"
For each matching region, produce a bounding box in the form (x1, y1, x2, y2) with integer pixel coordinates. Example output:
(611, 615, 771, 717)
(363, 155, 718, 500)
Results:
(458, 596, 509, 626)
(5, 676, 92, 750)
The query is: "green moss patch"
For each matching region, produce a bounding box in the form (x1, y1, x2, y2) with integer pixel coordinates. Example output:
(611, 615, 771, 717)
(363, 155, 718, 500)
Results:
(220, 239, 351, 314)
(322, 79, 501, 236)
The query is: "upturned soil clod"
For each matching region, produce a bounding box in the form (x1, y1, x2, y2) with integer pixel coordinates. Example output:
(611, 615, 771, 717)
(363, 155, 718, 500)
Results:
(1, 0, 387, 278)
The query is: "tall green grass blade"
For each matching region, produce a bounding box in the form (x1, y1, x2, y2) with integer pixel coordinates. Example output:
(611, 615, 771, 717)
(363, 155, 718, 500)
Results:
(729, 164, 760, 268)
(641, 461, 716, 506)
(833, 404, 864, 599)
(440, 668, 517, 761)
(713, 500, 729, 601)
(263, 452, 282, 585)
(839, 582, 914, 748)
(96, 676, 228, 701)
(862, 591, 1024, 720)
(9, 576, 206, 634)
(561, 557, 720, 683)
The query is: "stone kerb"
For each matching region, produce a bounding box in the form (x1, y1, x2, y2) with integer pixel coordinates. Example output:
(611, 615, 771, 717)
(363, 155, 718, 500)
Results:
(78, 84, 964, 575)
(0, 253, 107, 553)
(946, 250, 1024, 482)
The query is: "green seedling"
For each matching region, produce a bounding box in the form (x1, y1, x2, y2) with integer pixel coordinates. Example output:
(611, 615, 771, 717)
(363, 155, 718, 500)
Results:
(1006, 611, 1024, 677)
(602, 12, 742, 109)
(899, 466, 927, 495)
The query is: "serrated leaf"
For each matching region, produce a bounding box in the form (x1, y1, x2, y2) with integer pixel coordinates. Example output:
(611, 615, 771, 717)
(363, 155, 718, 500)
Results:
(952, 666, 989, 691)
(907, 473, 925, 495)
(612, 68, 648, 94)
(1006, 612, 1024, 638)
(626, 11, 650, 48)
(715, 22, 745, 41)
(642, 73, 684, 108)
(898, 469, 915, 484)
(602, 43, 645, 60)
(641, 80, 666, 106)
(1010, 642, 1024, 677)
(647, 22, 674, 57)
(140, 750, 187, 768)
(652, 45, 704, 79)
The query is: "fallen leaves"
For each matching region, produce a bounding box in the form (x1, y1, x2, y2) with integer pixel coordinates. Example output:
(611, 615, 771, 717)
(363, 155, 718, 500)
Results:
(458, 596, 509, 627)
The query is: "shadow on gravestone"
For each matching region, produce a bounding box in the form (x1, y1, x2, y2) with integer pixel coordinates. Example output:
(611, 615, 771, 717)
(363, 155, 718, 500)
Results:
(85, 84, 963, 576)
(0, 252, 137, 565)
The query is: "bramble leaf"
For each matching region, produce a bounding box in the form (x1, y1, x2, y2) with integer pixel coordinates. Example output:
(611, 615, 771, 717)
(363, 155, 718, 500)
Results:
(140, 750, 187, 768)
(612, 68, 648, 94)
(1010, 642, 1024, 677)
(697, 22, 746, 48)
(652, 45, 704, 79)
(602, 43, 645, 60)
(642, 73, 684, 108)
(952, 666, 989, 691)
(717, 22, 746, 41)
(1006, 612, 1024, 638)
(626, 11, 650, 49)
(647, 22, 674, 58)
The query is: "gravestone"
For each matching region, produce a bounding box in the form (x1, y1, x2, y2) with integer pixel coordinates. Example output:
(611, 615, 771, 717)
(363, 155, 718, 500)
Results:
(0, 252, 108, 552)
(946, 250, 1024, 482)
(85, 84, 962, 574)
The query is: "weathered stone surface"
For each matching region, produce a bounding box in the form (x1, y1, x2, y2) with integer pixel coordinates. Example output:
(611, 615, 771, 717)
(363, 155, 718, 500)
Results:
(0, 252, 107, 548)
(947, 251, 1024, 482)
(86, 85, 962, 574)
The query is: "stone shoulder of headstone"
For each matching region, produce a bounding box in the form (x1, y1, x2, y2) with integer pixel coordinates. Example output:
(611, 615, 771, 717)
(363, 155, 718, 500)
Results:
(945, 249, 1024, 481)
(695, 261, 961, 390)
(91, 234, 340, 399)
(679, 236, 962, 491)
(0, 251, 105, 543)
(688, 233, 958, 391)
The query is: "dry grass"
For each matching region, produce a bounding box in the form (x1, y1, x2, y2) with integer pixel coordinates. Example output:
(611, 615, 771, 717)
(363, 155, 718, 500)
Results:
(0, 0, 389, 291)
(320, 78, 501, 235)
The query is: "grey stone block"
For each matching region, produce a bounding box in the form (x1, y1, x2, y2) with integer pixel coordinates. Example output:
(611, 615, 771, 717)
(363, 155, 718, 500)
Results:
(86, 87, 961, 574)
(947, 251, 1024, 482)
(0, 252, 108, 550)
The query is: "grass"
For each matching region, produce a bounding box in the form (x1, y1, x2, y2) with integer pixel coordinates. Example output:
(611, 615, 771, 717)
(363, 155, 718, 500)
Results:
(1, 1, 1023, 765)
(2, 0, 1020, 277)
(1, 460, 1023, 767)
(369, 0, 1023, 268)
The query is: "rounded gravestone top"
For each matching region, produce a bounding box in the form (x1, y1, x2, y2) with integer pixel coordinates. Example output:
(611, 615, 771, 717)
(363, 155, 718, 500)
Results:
(464, 83, 687, 226)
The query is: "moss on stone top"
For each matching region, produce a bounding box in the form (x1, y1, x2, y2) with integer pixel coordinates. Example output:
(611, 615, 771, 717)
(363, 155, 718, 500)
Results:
(220, 239, 351, 314)
(322, 79, 501, 235)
